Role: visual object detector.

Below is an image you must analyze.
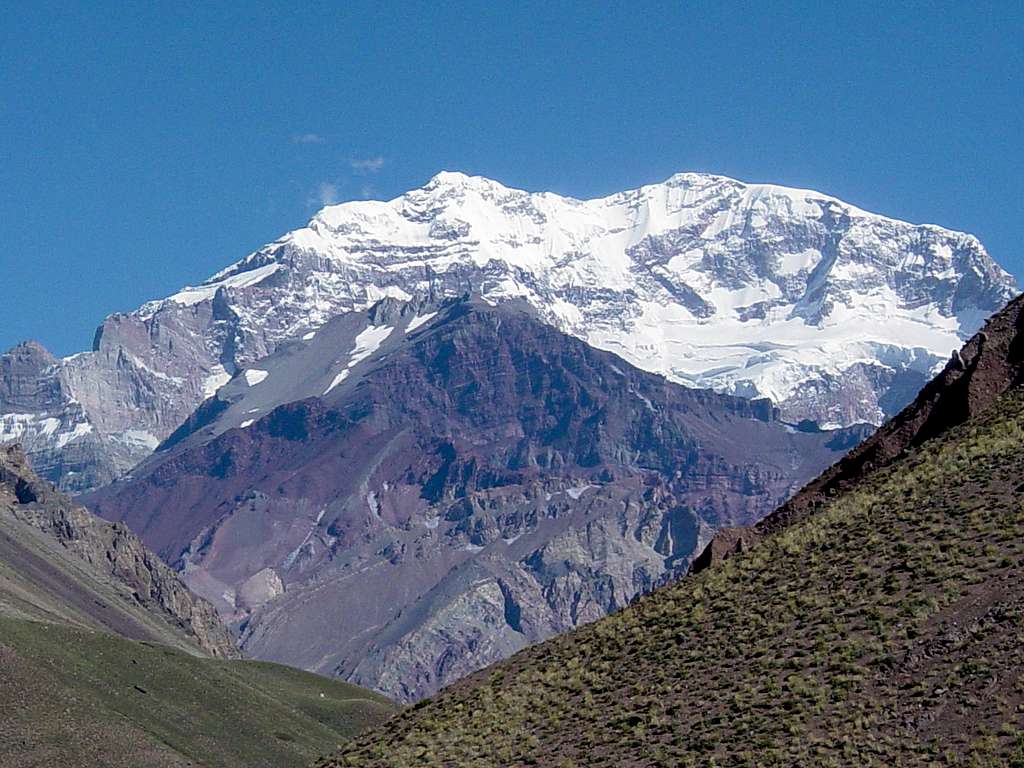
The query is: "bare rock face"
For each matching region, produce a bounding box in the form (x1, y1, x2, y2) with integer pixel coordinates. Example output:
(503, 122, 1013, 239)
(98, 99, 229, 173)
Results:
(2, 173, 1016, 492)
(687, 526, 762, 574)
(0, 341, 111, 491)
(87, 296, 861, 701)
(237, 567, 285, 611)
(0, 443, 237, 657)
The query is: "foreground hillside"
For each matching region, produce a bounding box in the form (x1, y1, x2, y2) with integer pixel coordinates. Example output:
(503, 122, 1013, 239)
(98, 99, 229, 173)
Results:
(322, 385, 1024, 766)
(0, 445, 396, 767)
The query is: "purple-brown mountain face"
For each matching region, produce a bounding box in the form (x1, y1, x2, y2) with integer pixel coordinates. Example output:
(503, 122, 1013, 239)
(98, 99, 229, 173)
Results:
(86, 296, 866, 701)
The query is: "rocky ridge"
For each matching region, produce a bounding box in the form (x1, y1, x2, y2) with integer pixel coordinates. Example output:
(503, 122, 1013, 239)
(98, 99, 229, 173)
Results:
(0, 443, 237, 656)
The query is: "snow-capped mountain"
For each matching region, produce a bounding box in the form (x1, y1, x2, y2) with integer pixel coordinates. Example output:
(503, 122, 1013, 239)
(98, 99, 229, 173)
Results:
(1, 171, 1016, 491)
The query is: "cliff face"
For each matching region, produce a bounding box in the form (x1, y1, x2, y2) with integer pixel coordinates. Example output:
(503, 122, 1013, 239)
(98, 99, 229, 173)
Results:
(0, 443, 237, 657)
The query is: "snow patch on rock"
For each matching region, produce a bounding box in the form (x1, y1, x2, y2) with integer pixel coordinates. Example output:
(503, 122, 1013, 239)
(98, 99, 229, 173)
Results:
(323, 325, 394, 395)
(203, 365, 232, 398)
(242, 369, 269, 387)
(406, 312, 437, 334)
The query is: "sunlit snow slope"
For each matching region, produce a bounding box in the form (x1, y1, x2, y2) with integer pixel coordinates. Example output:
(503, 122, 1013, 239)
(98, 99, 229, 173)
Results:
(151, 171, 1017, 427)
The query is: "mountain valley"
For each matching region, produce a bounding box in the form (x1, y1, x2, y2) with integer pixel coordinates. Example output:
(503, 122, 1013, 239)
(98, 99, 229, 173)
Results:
(6, 5, 1022, 765)
(0, 444, 394, 767)
(2, 170, 1021, 762)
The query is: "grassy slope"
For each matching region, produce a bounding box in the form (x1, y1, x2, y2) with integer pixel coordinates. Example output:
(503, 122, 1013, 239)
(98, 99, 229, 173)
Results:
(0, 463, 398, 767)
(323, 388, 1024, 767)
(0, 616, 395, 768)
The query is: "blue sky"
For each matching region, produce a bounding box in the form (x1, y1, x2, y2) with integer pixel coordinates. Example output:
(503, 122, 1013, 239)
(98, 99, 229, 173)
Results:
(1, 1, 1021, 355)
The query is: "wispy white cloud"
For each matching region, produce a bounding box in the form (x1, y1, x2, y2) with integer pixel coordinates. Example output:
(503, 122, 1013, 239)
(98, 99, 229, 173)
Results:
(304, 154, 387, 208)
(312, 182, 340, 206)
(291, 133, 326, 144)
(350, 156, 386, 173)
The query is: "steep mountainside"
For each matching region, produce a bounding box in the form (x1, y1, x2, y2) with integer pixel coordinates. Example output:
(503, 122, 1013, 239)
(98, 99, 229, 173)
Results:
(0, 341, 116, 491)
(0, 444, 395, 768)
(319, 338, 1024, 767)
(85, 296, 861, 701)
(692, 291, 1024, 572)
(3, 172, 1015, 491)
(0, 443, 235, 656)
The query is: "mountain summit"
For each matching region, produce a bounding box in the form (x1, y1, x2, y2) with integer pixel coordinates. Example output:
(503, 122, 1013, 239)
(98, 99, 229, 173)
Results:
(187, 170, 1016, 421)
(1, 172, 1016, 491)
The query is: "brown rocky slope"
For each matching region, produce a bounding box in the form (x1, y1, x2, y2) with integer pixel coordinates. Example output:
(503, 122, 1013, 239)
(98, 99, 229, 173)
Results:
(317, 294, 1024, 767)
(0, 443, 236, 656)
